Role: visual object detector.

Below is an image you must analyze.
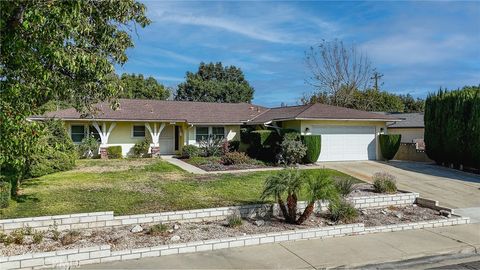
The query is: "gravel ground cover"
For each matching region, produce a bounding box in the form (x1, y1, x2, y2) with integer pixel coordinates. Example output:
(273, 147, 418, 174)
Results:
(1, 204, 444, 256)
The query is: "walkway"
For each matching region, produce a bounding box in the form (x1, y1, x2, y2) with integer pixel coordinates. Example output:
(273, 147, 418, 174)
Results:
(82, 223, 480, 269)
(161, 155, 207, 174)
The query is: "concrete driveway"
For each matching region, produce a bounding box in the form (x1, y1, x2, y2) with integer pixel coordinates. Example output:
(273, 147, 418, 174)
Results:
(322, 161, 480, 209)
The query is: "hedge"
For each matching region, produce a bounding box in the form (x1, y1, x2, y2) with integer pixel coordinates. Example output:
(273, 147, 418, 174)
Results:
(301, 135, 321, 163)
(379, 134, 401, 161)
(242, 128, 300, 162)
(107, 146, 123, 159)
(425, 86, 480, 169)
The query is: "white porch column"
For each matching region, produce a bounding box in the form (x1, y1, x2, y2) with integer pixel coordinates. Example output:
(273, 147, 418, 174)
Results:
(92, 121, 117, 147)
(145, 122, 165, 147)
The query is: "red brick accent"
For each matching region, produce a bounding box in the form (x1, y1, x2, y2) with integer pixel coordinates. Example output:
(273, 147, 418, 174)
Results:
(151, 146, 160, 157)
(100, 147, 108, 159)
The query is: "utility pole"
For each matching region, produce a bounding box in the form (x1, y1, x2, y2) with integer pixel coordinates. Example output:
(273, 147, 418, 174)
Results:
(371, 71, 384, 91)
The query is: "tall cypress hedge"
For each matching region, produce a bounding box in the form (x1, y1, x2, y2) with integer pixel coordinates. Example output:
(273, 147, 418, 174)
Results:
(379, 134, 401, 161)
(425, 86, 480, 169)
(301, 135, 321, 163)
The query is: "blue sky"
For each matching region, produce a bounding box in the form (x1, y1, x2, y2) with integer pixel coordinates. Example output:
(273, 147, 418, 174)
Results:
(118, 1, 480, 107)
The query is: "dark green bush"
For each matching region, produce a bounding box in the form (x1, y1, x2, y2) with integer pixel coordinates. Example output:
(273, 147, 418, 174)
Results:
(372, 172, 397, 193)
(425, 86, 480, 169)
(107, 146, 122, 159)
(221, 151, 252, 165)
(379, 134, 401, 161)
(132, 140, 150, 157)
(181, 145, 200, 158)
(301, 135, 321, 163)
(27, 119, 76, 178)
(0, 181, 11, 208)
(328, 199, 358, 223)
(29, 151, 76, 177)
(228, 140, 240, 152)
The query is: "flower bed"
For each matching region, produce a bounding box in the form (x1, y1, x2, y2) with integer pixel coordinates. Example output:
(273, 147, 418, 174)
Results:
(180, 156, 272, 171)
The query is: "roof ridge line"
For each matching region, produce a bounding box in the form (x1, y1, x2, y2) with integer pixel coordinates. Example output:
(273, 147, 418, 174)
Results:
(295, 103, 315, 118)
(247, 108, 272, 122)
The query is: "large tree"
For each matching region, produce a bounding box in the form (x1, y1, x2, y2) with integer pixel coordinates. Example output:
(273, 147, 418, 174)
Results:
(175, 62, 254, 103)
(305, 39, 373, 107)
(118, 73, 170, 100)
(1, 1, 150, 180)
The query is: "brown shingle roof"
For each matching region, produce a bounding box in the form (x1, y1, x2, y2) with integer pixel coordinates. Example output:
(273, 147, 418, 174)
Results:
(32, 99, 401, 124)
(249, 103, 401, 124)
(35, 99, 267, 124)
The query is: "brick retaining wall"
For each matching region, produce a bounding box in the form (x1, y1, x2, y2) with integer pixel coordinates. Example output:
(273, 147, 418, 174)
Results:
(0, 192, 419, 233)
(0, 216, 469, 270)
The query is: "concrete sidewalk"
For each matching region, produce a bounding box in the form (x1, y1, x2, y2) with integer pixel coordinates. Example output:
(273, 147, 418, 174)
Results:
(82, 223, 480, 269)
(162, 155, 207, 174)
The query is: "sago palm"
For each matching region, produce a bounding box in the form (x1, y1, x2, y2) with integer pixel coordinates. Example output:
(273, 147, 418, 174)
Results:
(261, 168, 302, 223)
(296, 171, 338, 224)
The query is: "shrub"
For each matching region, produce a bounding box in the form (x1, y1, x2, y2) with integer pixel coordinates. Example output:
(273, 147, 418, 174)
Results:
(132, 140, 150, 157)
(107, 146, 122, 159)
(0, 181, 11, 208)
(425, 86, 480, 169)
(33, 231, 44, 244)
(329, 199, 358, 223)
(181, 145, 200, 158)
(25, 119, 76, 178)
(335, 178, 356, 197)
(379, 134, 401, 161)
(0, 233, 14, 246)
(77, 134, 99, 159)
(49, 223, 60, 241)
(149, 224, 169, 236)
(301, 135, 321, 163)
(280, 133, 307, 165)
(60, 230, 81, 245)
(372, 172, 397, 193)
(221, 151, 251, 165)
(199, 137, 223, 157)
(227, 214, 243, 227)
(228, 140, 240, 152)
(11, 229, 25, 245)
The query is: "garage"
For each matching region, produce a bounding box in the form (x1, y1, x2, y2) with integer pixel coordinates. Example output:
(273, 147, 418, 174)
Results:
(311, 126, 376, 162)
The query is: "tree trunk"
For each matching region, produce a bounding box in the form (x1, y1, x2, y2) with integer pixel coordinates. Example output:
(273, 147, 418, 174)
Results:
(277, 196, 289, 221)
(286, 193, 297, 224)
(296, 203, 314, 225)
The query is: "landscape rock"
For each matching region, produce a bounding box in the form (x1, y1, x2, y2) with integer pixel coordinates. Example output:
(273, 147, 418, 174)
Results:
(130, 225, 143, 233)
(173, 224, 180, 230)
(170, 235, 181, 241)
(254, 220, 265, 227)
(395, 212, 403, 219)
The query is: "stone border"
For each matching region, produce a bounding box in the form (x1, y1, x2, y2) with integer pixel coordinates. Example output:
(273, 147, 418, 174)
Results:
(0, 192, 419, 233)
(0, 216, 469, 270)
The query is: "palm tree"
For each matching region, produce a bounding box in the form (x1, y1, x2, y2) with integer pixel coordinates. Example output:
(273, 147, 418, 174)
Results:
(296, 171, 338, 224)
(261, 168, 338, 225)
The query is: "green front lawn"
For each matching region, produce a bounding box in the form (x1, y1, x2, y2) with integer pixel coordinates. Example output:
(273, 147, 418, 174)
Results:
(1, 159, 361, 219)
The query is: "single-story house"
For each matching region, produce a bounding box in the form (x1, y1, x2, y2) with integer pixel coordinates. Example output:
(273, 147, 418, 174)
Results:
(385, 113, 425, 144)
(30, 99, 402, 162)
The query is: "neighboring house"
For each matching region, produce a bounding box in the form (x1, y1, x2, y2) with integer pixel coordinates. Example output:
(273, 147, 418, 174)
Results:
(30, 99, 401, 162)
(386, 113, 425, 144)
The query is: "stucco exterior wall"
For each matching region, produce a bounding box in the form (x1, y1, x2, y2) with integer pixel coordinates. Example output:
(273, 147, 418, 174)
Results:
(297, 120, 387, 160)
(65, 121, 180, 156)
(388, 127, 424, 143)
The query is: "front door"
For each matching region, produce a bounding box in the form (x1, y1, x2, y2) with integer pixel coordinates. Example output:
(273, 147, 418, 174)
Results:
(174, 126, 180, 151)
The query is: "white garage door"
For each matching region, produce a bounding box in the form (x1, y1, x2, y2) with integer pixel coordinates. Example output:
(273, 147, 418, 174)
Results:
(311, 126, 376, 162)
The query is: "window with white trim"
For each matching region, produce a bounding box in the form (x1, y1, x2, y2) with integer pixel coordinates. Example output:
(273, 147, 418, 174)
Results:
(132, 125, 146, 138)
(212, 127, 225, 139)
(88, 125, 102, 141)
(71, 125, 85, 143)
(195, 126, 209, 142)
